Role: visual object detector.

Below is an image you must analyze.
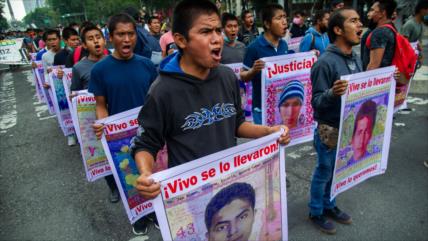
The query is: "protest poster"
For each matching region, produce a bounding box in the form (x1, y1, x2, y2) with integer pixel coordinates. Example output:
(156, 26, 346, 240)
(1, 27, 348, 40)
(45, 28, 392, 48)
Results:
(331, 66, 396, 200)
(286, 36, 303, 53)
(99, 107, 168, 223)
(261, 52, 317, 146)
(31, 63, 45, 103)
(394, 41, 419, 112)
(0, 38, 29, 65)
(34, 61, 56, 114)
(71, 92, 110, 181)
(49, 68, 75, 136)
(225, 63, 253, 121)
(61, 68, 74, 112)
(152, 131, 288, 241)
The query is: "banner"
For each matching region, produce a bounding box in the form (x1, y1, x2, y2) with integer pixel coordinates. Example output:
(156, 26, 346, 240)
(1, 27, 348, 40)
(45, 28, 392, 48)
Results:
(31, 63, 45, 103)
(98, 107, 168, 223)
(61, 68, 74, 115)
(72, 92, 110, 181)
(331, 66, 396, 200)
(0, 38, 29, 65)
(261, 52, 317, 146)
(225, 63, 253, 121)
(49, 68, 75, 136)
(286, 37, 303, 53)
(394, 41, 419, 112)
(152, 131, 288, 241)
(34, 61, 55, 114)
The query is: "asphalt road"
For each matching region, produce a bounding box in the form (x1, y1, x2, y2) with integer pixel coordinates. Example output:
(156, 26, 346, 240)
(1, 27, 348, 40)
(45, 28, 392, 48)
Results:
(1, 68, 427, 241)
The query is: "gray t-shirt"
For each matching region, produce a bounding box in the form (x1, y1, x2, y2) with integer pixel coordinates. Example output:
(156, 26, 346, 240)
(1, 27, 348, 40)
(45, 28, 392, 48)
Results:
(70, 57, 97, 91)
(220, 41, 246, 64)
(401, 17, 423, 43)
(362, 26, 395, 70)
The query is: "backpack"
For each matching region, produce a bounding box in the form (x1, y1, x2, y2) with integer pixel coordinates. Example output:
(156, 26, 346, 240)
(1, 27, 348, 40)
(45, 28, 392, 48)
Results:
(366, 24, 417, 84)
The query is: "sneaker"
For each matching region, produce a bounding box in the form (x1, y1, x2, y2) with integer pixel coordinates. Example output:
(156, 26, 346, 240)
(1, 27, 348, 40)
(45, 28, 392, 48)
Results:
(147, 213, 159, 230)
(132, 218, 149, 236)
(109, 189, 120, 203)
(309, 214, 336, 234)
(424, 160, 428, 168)
(286, 177, 291, 188)
(67, 135, 76, 146)
(324, 207, 352, 224)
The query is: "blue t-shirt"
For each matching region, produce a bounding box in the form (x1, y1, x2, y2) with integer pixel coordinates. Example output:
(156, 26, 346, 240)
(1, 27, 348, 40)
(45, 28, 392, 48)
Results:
(243, 34, 290, 109)
(88, 54, 158, 115)
(36, 48, 47, 61)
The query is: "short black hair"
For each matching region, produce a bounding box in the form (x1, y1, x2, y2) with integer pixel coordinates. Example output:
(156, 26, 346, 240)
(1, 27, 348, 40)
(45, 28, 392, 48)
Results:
(415, 0, 428, 15)
(327, 7, 354, 43)
(81, 24, 104, 43)
(331, 0, 344, 8)
(261, 3, 285, 31)
(123, 6, 141, 22)
(375, 0, 397, 20)
(79, 21, 95, 34)
(205, 183, 256, 231)
(313, 10, 330, 25)
(44, 29, 60, 39)
(61, 27, 79, 40)
(108, 13, 137, 35)
(241, 9, 252, 21)
(68, 22, 79, 27)
(293, 10, 305, 17)
(222, 12, 239, 27)
(172, 0, 220, 40)
(148, 16, 160, 25)
(352, 99, 377, 138)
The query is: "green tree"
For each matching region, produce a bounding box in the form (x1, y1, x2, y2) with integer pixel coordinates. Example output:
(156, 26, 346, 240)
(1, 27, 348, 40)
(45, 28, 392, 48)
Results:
(23, 7, 60, 28)
(0, 0, 9, 31)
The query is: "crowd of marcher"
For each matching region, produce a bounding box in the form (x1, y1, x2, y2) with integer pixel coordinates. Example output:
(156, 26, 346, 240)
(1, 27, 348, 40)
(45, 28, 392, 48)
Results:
(4, 0, 427, 237)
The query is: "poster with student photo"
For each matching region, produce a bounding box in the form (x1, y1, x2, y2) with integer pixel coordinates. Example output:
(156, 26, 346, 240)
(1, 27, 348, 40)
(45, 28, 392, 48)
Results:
(331, 66, 396, 200)
(225, 63, 253, 122)
(261, 52, 317, 146)
(49, 67, 75, 136)
(152, 131, 288, 241)
(34, 60, 56, 114)
(98, 107, 168, 223)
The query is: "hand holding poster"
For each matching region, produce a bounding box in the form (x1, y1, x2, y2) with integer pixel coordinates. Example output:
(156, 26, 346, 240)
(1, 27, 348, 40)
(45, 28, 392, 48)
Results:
(98, 107, 168, 223)
(225, 63, 253, 121)
(261, 52, 317, 146)
(331, 66, 396, 200)
(0, 38, 29, 65)
(49, 68, 75, 136)
(72, 92, 110, 182)
(151, 131, 288, 241)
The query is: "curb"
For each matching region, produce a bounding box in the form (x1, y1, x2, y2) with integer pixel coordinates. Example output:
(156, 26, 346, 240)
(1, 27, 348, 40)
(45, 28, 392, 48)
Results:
(409, 65, 428, 94)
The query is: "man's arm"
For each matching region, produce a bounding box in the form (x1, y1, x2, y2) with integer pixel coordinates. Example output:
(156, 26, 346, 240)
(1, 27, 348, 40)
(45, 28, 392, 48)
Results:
(239, 60, 265, 82)
(93, 96, 108, 138)
(134, 151, 160, 199)
(237, 122, 290, 145)
(366, 48, 385, 70)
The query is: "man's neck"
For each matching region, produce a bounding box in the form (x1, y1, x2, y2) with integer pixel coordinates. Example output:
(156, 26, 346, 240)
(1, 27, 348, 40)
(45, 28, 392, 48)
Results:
(180, 54, 210, 80)
(112, 51, 133, 60)
(264, 32, 280, 48)
(414, 14, 423, 23)
(245, 24, 253, 31)
(88, 52, 104, 62)
(334, 39, 353, 55)
(377, 18, 391, 27)
(315, 25, 322, 34)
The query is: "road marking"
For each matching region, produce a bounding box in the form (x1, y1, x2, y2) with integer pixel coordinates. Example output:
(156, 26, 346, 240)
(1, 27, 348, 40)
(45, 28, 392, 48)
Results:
(0, 73, 17, 134)
(406, 96, 428, 105)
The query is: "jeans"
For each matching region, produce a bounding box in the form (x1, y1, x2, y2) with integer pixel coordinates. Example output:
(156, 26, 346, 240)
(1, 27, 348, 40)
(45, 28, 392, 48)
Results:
(105, 174, 118, 191)
(252, 108, 262, 125)
(309, 129, 337, 216)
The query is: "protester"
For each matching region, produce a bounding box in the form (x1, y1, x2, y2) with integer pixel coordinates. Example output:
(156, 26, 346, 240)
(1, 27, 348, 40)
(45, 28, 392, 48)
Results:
(159, 27, 176, 57)
(89, 13, 158, 235)
(66, 21, 97, 68)
(240, 4, 290, 125)
(148, 16, 162, 40)
(401, 0, 428, 63)
(299, 10, 330, 54)
(41, 29, 61, 83)
(204, 182, 256, 241)
(123, 7, 162, 65)
(34, 29, 44, 49)
(330, 0, 345, 12)
(35, 31, 50, 61)
(220, 13, 246, 64)
(23, 28, 36, 53)
(53, 27, 80, 65)
(70, 25, 107, 91)
(362, 0, 397, 71)
(289, 11, 308, 38)
(130, 0, 290, 207)
(309, 7, 363, 234)
(238, 10, 259, 46)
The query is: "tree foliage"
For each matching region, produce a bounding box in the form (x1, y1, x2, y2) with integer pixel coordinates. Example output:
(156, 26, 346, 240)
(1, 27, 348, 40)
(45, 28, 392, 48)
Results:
(23, 7, 60, 28)
(0, 0, 9, 31)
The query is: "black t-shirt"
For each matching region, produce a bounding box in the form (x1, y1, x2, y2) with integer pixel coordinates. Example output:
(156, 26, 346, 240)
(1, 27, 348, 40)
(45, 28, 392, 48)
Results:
(362, 26, 395, 70)
(53, 48, 71, 66)
(290, 24, 308, 38)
